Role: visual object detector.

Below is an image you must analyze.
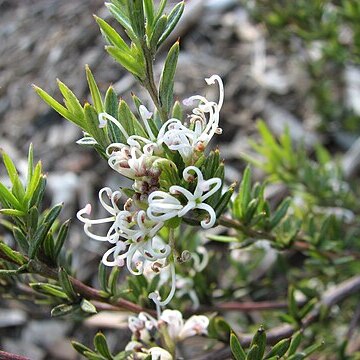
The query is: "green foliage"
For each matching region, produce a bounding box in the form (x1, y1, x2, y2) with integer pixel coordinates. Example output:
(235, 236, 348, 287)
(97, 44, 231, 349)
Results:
(228, 326, 321, 360)
(244, 0, 360, 132)
(72, 332, 131, 360)
(245, 121, 358, 210)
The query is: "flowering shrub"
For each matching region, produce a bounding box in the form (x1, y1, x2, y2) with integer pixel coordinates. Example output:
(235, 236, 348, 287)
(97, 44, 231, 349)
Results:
(0, 1, 360, 359)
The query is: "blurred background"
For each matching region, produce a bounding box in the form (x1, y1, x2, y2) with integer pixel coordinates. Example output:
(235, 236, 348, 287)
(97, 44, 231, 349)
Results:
(1, 0, 360, 358)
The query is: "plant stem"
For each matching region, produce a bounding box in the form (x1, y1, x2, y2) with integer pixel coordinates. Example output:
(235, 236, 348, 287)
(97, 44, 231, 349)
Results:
(26, 259, 155, 316)
(142, 44, 168, 122)
(196, 274, 360, 360)
(0, 351, 30, 360)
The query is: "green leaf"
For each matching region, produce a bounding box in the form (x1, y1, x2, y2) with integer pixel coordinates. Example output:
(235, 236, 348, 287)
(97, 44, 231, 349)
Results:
(0, 268, 25, 276)
(13, 227, 29, 253)
(43, 232, 55, 263)
(288, 331, 303, 355)
(0, 182, 24, 211)
(51, 303, 79, 317)
(127, 0, 145, 38)
(265, 337, 291, 358)
(33, 85, 80, 126)
(207, 235, 238, 243)
(57, 79, 84, 120)
(288, 286, 299, 321)
(59, 268, 78, 301)
(31, 283, 68, 299)
(83, 103, 108, 148)
(159, 41, 179, 115)
(106, 46, 144, 79)
(0, 209, 25, 216)
(27, 206, 39, 233)
(158, 2, 184, 47)
(154, 0, 167, 23)
(98, 262, 108, 292)
(234, 166, 251, 219)
(72, 341, 93, 356)
(54, 219, 70, 260)
(172, 100, 182, 120)
(27, 144, 34, 182)
(246, 345, 260, 360)
(104, 87, 121, 143)
(105, 3, 137, 42)
(83, 352, 105, 360)
(86, 65, 104, 113)
(269, 197, 291, 229)
(108, 266, 121, 295)
(215, 183, 235, 217)
(24, 161, 42, 204)
(94, 333, 113, 360)
(287, 354, 305, 360)
(2, 151, 20, 187)
(208, 317, 231, 342)
(29, 175, 47, 208)
(0, 241, 27, 265)
(29, 203, 63, 259)
(144, 0, 155, 31)
(250, 326, 266, 359)
(119, 99, 147, 137)
(95, 16, 129, 54)
(150, 15, 167, 50)
(230, 332, 246, 360)
(80, 299, 97, 314)
(302, 341, 324, 357)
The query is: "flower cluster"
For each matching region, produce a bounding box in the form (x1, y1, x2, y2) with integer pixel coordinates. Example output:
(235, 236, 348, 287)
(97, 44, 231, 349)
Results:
(126, 310, 209, 359)
(77, 75, 224, 307)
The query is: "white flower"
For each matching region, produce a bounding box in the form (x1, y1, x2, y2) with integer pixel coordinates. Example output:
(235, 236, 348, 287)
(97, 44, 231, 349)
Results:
(159, 310, 209, 341)
(171, 166, 221, 228)
(107, 143, 150, 179)
(147, 166, 221, 228)
(128, 312, 157, 342)
(149, 347, 173, 360)
(157, 118, 195, 162)
(178, 315, 209, 339)
(181, 74, 224, 154)
(147, 191, 184, 222)
(77, 188, 169, 273)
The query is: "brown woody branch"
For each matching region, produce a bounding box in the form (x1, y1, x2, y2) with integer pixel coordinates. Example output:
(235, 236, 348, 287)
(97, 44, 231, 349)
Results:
(196, 275, 360, 360)
(26, 259, 155, 316)
(0, 351, 30, 360)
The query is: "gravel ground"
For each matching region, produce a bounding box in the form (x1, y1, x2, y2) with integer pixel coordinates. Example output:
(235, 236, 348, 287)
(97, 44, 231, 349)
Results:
(1, 0, 359, 359)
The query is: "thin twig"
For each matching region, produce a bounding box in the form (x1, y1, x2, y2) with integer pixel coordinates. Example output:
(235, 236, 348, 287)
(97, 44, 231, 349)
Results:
(0, 351, 30, 360)
(194, 300, 292, 313)
(27, 259, 155, 316)
(196, 275, 360, 360)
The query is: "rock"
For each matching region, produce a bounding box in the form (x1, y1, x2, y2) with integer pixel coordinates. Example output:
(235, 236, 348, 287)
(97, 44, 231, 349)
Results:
(0, 308, 27, 328)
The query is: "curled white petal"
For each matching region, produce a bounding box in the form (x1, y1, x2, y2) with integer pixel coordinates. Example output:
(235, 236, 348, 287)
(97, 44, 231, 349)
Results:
(148, 262, 176, 308)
